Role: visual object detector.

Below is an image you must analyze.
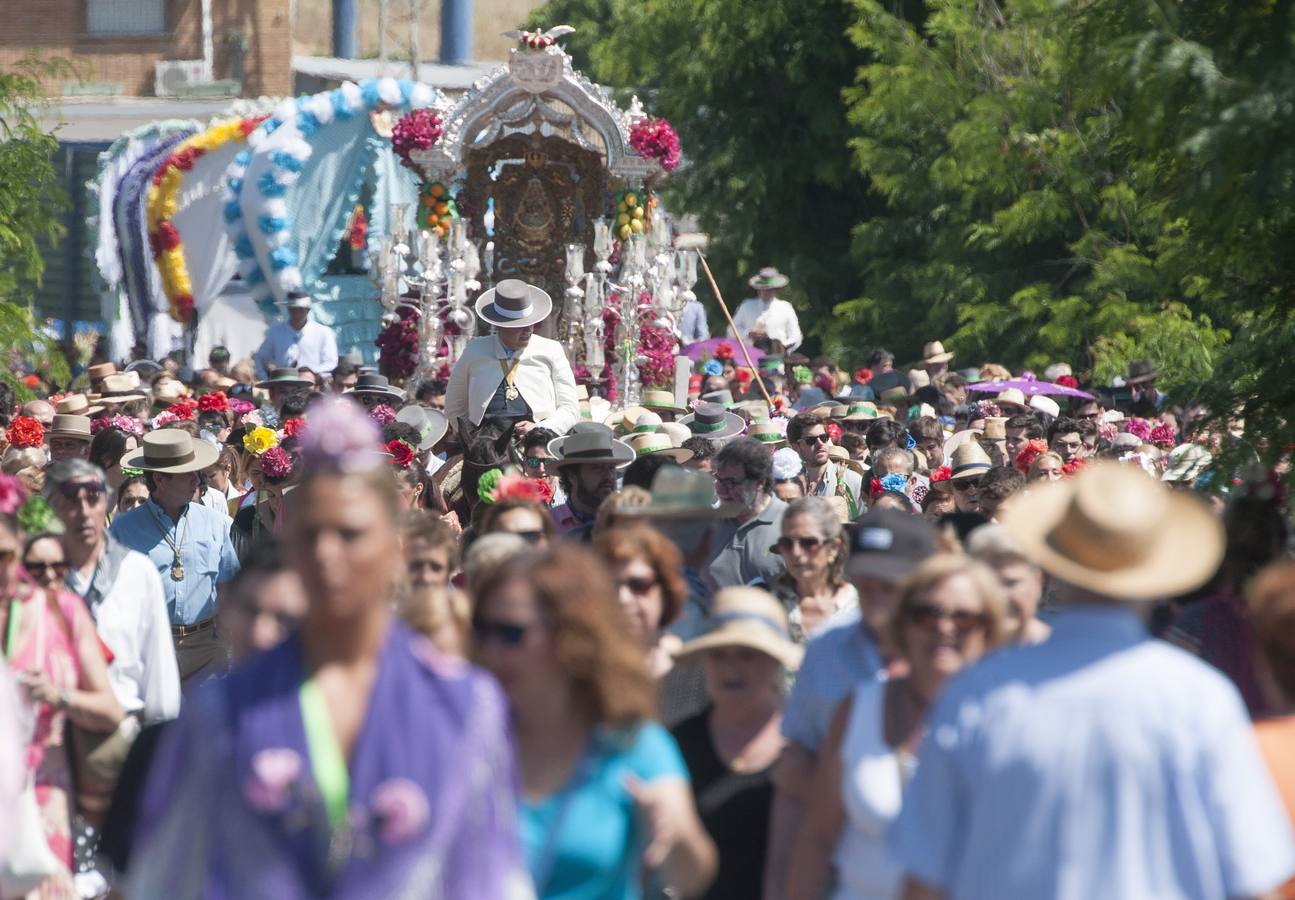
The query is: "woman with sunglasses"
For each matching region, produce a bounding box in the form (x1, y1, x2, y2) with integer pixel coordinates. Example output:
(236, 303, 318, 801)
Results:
(772, 497, 858, 643)
(130, 399, 527, 898)
(787, 554, 1007, 900)
(521, 426, 562, 505)
(472, 544, 716, 899)
(477, 497, 555, 549)
(23, 532, 69, 593)
(0, 477, 124, 898)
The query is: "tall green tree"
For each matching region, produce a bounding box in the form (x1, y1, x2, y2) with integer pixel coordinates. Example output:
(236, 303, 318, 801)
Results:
(528, 0, 875, 344)
(0, 57, 74, 396)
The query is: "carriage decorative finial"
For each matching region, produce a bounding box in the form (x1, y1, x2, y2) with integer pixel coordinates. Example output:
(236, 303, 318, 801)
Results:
(501, 25, 575, 51)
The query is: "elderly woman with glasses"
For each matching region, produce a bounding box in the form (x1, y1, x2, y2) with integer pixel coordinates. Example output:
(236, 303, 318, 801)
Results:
(772, 496, 858, 643)
(787, 554, 1007, 900)
(472, 543, 716, 899)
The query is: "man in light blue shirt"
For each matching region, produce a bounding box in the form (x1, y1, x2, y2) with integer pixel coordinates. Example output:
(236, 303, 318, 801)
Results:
(893, 464, 1295, 899)
(110, 430, 240, 683)
(679, 296, 709, 346)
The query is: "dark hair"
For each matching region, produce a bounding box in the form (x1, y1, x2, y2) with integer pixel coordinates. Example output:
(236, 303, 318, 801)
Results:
(622, 456, 677, 491)
(681, 436, 716, 461)
(331, 363, 359, 380)
(1047, 416, 1083, 445)
(403, 510, 462, 572)
(160, 420, 200, 438)
(414, 380, 447, 403)
(979, 465, 1026, 504)
(865, 418, 904, 451)
(209, 346, 231, 362)
(840, 432, 867, 457)
(866, 348, 893, 367)
(1248, 561, 1295, 703)
(117, 474, 147, 507)
(382, 422, 422, 447)
(197, 409, 231, 432)
(714, 437, 774, 490)
(1005, 414, 1043, 439)
(89, 427, 133, 473)
(278, 390, 314, 420)
(908, 415, 943, 443)
(874, 490, 914, 512)
(522, 427, 558, 455)
(785, 412, 824, 446)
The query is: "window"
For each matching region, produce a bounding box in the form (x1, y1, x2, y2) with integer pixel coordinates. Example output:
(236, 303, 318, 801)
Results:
(86, 0, 166, 35)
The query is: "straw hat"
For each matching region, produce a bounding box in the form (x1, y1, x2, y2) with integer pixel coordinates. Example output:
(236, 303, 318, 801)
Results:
(999, 462, 1224, 601)
(734, 399, 772, 422)
(627, 432, 694, 463)
(827, 444, 869, 477)
(844, 402, 880, 422)
(604, 406, 652, 436)
(748, 267, 789, 290)
(993, 388, 1029, 413)
(981, 416, 1007, 441)
(948, 442, 992, 480)
(547, 430, 635, 468)
(630, 411, 665, 434)
(675, 587, 803, 670)
(657, 422, 692, 448)
(618, 466, 743, 520)
(48, 414, 92, 442)
(678, 402, 746, 440)
(97, 373, 148, 404)
(474, 279, 552, 329)
(120, 430, 219, 474)
(641, 389, 687, 416)
(152, 379, 190, 404)
(86, 362, 117, 384)
(747, 420, 785, 449)
(922, 341, 954, 364)
(56, 393, 102, 417)
(256, 367, 315, 392)
(1162, 444, 1213, 484)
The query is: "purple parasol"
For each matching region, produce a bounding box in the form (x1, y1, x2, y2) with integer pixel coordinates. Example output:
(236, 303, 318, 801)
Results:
(967, 373, 1094, 400)
(682, 338, 766, 364)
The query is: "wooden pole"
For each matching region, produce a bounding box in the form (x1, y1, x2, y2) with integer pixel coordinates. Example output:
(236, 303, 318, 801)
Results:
(696, 252, 774, 411)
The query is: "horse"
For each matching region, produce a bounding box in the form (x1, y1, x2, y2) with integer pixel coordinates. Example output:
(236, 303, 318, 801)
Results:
(438, 416, 521, 524)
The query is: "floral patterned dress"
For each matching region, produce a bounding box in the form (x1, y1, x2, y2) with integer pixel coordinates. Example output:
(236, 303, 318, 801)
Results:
(3, 584, 89, 900)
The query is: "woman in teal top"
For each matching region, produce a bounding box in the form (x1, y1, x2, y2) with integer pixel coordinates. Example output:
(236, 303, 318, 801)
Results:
(474, 544, 718, 899)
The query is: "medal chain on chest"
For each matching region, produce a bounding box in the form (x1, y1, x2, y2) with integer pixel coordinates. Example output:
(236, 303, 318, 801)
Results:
(499, 354, 522, 401)
(148, 502, 191, 582)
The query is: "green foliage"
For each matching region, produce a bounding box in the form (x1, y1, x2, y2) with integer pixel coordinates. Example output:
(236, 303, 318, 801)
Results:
(0, 56, 74, 397)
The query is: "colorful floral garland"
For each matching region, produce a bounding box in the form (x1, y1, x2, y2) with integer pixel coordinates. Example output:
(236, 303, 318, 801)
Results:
(147, 116, 267, 323)
(628, 118, 681, 171)
(224, 78, 436, 313)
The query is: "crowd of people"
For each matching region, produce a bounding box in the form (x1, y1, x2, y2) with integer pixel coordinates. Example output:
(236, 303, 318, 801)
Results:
(0, 274, 1293, 900)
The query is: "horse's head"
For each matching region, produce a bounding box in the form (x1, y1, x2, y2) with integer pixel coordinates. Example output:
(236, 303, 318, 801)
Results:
(458, 416, 520, 511)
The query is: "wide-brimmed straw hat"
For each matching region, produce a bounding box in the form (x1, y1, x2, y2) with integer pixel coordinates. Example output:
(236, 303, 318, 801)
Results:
(747, 420, 786, 449)
(641, 389, 687, 416)
(844, 401, 880, 422)
(120, 430, 219, 474)
(999, 462, 1224, 601)
(96, 373, 148, 405)
(48, 414, 93, 442)
(678, 402, 746, 440)
(86, 362, 118, 384)
(1126, 359, 1158, 385)
(949, 442, 992, 480)
(658, 422, 692, 448)
(675, 587, 803, 670)
(56, 393, 103, 417)
(993, 388, 1030, 413)
(547, 429, 635, 468)
(748, 267, 789, 290)
(474, 279, 552, 329)
(619, 466, 743, 520)
(922, 341, 954, 364)
(627, 432, 694, 463)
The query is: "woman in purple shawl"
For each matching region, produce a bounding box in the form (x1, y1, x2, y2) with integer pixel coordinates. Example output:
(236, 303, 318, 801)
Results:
(130, 399, 530, 899)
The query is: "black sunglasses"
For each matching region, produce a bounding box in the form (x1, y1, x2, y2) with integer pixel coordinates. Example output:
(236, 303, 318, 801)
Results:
(801, 433, 829, 444)
(952, 478, 982, 492)
(775, 536, 824, 554)
(622, 576, 659, 595)
(56, 481, 106, 505)
(23, 560, 67, 577)
(906, 604, 985, 635)
(472, 618, 531, 647)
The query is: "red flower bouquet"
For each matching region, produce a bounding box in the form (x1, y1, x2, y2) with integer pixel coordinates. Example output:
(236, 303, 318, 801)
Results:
(386, 439, 415, 468)
(392, 109, 443, 167)
(629, 118, 682, 171)
(282, 417, 306, 438)
(198, 391, 229, 412)
(1014, 438, 1049, 473)
(6, 416, 44, 449)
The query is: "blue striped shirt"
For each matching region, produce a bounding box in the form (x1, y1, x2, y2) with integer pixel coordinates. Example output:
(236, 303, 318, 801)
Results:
(891, 604, 1295, 898)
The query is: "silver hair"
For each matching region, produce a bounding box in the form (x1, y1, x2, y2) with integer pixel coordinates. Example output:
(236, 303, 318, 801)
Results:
(42, 458, 109, 503)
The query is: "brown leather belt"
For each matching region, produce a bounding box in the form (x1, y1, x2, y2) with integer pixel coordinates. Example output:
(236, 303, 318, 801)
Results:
(171, 618, 214, 637)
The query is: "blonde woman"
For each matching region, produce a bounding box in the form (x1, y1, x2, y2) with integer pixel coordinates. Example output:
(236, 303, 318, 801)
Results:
(1027, 450, 1064, 482)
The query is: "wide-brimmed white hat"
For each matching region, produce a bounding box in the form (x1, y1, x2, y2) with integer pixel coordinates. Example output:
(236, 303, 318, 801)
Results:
(627, 432, 694, 463)
(395, 405, 449, 451)
(120, 430, 219, 474)
(922, 340, 954, 364)
(48, 414, 93, 443)
(748, 267, 789, 290)
(675, 587, 803, 670)
(999, 462, 1224, 601)
(475, 279, 552, 329)
(994, 388, 1030, 413)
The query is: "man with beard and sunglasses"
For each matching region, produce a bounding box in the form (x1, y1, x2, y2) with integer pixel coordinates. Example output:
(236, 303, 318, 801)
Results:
(707, 437, 788, 591)
(46, 460, 181, 728)
(786, 413, 864, 517)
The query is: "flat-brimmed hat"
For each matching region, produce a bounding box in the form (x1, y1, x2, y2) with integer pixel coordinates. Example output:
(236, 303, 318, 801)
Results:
(981, 417, 1007, 441)
(641, 390, 687, 416)
(734, 399, 771, 422)
(152, 379, 190, 404)
(993, 388, 1029, 413)
(827, 444, 869, 477)
(619, 466, 743, 520)
(120, 429, 219, 474)
(1030, 395, 1060, 418)
(255, 368, 313, 391)
(1126, 359, 1158, 385)
(627, 432, 694, 463)
(844, 401, 880, 422)
(548, 430, 635, 468)
(658, 422, 692, 448)
(604, 406, 652, 436)
(56, 394, 102, 417)
(630, 411, 665, 434)
(748, 267, 789, 290)
(97, 373, 148, 405)
(922, 341, 954, 365)
(949, 442, 992, 480)
(747, 420, 786, 449)
(878, 386, 909, 408)
(48, 414, 93, 442)
(474, 279, 552, 329)
(675, 587, 803, 670)
(1162, 444, 1213, 484)
(846, 508, 937, 582)
(678, 402, 746, 440)
(279, 291, 313, 309)
(395, 405, 449, 451)
(1000, 462, 1223, 601)
(701, 389, 736, 409)
(124, 359, 163, 381)
(347, 373, 406, 403)
(86, 363, 117, 384)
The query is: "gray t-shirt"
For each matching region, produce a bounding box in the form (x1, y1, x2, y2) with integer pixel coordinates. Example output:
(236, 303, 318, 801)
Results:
(705, 496, 788, 591)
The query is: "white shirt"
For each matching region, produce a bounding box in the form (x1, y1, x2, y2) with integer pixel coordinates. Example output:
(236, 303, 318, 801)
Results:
(68, 547, 181, 723)
(891, 604, 1295, 898)
(444, 333, 580, 434)
(200, 485, 233, 519)
(728, 296, 802, 352)
(253, 318, 339, 378)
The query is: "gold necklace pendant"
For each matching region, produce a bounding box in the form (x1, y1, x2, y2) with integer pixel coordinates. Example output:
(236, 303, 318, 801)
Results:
(505, 384, 520, 400)
(170, 558, 185, 582)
